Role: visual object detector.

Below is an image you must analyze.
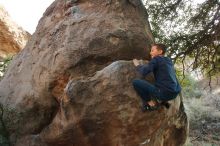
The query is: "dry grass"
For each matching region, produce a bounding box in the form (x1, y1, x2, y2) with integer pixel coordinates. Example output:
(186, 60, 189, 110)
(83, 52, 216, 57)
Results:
(184, 90, 220, 146)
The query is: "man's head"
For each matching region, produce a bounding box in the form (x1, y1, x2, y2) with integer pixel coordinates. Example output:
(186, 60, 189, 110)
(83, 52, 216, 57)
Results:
(150, 43, 167, 58)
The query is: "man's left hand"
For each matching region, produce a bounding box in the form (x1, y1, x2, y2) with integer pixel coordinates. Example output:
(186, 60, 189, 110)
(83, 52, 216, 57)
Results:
(133, 59, 140, 66)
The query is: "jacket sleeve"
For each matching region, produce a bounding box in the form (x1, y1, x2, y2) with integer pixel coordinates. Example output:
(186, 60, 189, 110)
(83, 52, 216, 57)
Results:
(136, 58, 157, 77)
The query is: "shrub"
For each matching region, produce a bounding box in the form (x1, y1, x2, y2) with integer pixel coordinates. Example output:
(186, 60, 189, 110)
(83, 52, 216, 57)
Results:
(176, 70, 202, 99)
(0, 56, 12, 80)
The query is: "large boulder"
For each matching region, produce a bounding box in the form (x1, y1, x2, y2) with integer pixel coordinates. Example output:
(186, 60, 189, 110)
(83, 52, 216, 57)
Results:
(0, 5, 30, 59)
(0, 0, 188, 146)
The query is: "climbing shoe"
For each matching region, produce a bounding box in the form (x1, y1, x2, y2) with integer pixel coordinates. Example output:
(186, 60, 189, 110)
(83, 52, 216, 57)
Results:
(141, 103, 160, 112)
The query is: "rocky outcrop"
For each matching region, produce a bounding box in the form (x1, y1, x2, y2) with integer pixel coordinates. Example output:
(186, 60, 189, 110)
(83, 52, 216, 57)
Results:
(0, 0, 188, 146)
(0, 5, 30, 59)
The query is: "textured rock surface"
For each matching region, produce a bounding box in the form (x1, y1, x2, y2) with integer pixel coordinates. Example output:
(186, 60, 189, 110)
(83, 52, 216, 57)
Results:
(38, 61, 188, 146)
(0, 0, 188, 146)
(0, 5, 30, 59)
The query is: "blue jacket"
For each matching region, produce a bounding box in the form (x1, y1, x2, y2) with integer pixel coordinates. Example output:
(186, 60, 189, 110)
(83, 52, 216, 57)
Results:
(136, 56, 181, 94)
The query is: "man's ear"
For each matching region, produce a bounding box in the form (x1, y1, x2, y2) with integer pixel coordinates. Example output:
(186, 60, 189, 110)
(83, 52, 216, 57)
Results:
(159, 49, 163, 55)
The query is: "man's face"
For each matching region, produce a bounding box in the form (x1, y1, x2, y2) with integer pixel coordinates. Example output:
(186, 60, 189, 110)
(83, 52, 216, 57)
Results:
(150, 46, 163, 58)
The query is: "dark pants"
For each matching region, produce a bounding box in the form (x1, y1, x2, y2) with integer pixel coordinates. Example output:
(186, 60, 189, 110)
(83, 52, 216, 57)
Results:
(132, 79, 178, 103)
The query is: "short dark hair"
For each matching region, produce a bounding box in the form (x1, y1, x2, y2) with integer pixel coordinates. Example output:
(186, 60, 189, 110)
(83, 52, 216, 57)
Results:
(152, 43, 167, 54)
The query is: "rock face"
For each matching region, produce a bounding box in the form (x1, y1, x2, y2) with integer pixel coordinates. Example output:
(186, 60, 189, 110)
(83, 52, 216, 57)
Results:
(0, 0, 188, 146)
(0, 5, 30, 59)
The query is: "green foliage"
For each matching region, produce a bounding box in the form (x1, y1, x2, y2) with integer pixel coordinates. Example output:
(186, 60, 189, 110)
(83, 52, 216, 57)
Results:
(144, 0, 220, 76)
(0, 56, 12, 80)
(176, 69, 202, 98)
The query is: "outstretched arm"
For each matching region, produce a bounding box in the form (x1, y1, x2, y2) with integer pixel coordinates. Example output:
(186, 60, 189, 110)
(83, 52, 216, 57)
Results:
(135, 58, 157, 77)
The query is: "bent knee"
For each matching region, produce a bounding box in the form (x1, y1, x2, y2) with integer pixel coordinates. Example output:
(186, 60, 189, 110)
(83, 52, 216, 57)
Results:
(132, 79, 142, 87)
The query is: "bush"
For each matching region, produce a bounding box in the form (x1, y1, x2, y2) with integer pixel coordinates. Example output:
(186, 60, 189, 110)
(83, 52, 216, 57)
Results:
(0, 56, 12, 80)
(176, 70, 202, 99)
(184, 97, 220, 146)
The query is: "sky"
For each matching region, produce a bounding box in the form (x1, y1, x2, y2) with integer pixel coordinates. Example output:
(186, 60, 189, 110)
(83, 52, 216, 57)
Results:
(0, 0, 55, 34)
(0, 0, 206, 34)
